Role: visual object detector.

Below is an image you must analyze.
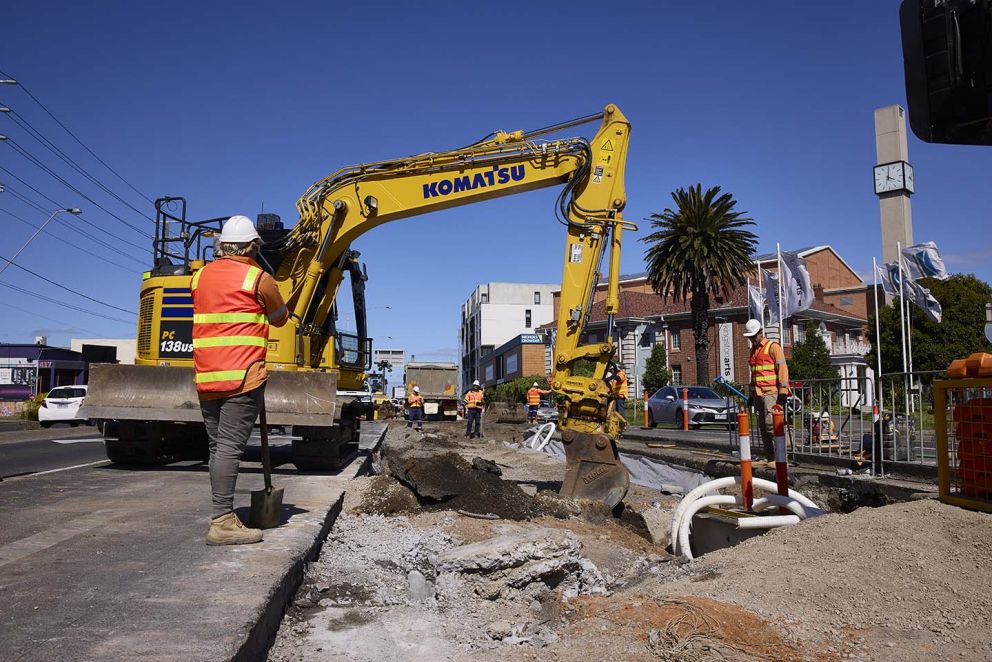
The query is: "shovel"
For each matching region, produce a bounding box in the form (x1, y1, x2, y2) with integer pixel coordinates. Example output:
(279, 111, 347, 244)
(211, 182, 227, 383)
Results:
(249, 400, 284, 529)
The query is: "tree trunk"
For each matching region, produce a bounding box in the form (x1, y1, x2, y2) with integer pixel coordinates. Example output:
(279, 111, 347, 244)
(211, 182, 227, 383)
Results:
(691, 290, 710, 384)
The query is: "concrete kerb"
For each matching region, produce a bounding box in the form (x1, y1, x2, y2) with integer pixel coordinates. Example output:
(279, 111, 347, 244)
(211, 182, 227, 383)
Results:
(238, 421, 387, 660)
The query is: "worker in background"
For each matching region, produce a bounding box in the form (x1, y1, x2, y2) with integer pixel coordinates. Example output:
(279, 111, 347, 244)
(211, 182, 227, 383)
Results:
(192, 215, 289, 546)
(526, 381, 552, 424)
(464, 379, 484, 438)
(743, 319, 790, 464)
(607, 364, 629, 419)
(406, 385, 424, 432)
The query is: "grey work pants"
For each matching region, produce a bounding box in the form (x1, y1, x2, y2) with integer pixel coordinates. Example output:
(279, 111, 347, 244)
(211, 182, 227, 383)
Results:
(200, 386, 263, 518)
(754, 392, 791, 462)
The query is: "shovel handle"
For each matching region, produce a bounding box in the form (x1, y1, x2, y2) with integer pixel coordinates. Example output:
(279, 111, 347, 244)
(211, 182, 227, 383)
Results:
(259, 397, 273, 492)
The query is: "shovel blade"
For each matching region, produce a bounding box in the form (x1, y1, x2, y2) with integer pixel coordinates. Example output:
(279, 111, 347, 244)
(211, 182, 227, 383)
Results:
(249, 487, 284, 529)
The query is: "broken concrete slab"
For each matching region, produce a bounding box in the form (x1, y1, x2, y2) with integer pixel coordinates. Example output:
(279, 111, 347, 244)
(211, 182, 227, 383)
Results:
(434, 528, 577, 573)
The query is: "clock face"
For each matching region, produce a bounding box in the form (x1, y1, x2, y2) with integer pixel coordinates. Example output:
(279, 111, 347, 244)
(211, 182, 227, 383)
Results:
(904, 163, 915, 193)
(874, 162, 906, 194)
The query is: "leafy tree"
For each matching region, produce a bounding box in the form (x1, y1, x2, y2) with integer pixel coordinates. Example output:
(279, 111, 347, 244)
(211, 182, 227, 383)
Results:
(641, 185, 758, 383)
(790, 324, 837, 381)
(641, 343, 672, 395)
(484, 374, 549, 405)
(867, 274, 992, 373)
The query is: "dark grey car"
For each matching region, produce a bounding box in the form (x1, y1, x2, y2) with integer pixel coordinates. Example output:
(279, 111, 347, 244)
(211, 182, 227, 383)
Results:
(647, 385, 739, 429)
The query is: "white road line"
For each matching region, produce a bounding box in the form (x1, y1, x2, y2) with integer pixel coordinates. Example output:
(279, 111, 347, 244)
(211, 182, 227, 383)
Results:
(51, 438, 105, 445)
(24, 460, 111, 477)
(0, 510, 115, 567)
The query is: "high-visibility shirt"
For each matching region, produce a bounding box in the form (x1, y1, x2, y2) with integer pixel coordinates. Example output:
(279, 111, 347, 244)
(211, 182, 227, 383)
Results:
(749, 339, 790, 396)
(526, 387, 549, 406)
(611, 370, 629, 398)
(408, 394, 424, 408)
(465, 389, 484, 409)
(191, 258, 271, 396)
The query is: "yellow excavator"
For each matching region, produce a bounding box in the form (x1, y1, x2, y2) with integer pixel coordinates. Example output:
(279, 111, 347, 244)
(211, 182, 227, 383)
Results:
(83, 104, 633, 506)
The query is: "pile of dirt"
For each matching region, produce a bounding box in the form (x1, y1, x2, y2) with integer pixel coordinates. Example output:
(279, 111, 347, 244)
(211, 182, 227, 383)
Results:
(658, 499, 992, 660)
(387, 450, 546, 520)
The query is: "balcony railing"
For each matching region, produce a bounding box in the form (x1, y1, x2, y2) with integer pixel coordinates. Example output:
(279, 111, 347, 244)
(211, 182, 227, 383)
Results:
(830, 339, 871, 356)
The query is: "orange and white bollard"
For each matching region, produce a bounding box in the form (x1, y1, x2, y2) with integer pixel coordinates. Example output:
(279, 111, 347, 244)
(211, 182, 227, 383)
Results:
(772, 406, 789, 513)
(682, 386, 689, 431)
(738, 410, 753, 511)
(643, 389, 649, 428)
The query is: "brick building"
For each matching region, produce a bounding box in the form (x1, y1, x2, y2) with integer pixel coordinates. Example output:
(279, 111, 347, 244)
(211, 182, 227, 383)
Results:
(478, 333, 549, 388)
(544, 245, 872, 401)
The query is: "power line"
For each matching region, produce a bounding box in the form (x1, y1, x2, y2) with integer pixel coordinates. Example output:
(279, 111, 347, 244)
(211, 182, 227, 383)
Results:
(3, 137, 152, 237)
(0, 167, 151, 253)
(0, 252, 137, 315)
(0, 281, 136, 324)
(3, 110, 154, 221)
(0, 68, 153, 204)
(0, 297, 101, 335)
(0, 207, 136, 273)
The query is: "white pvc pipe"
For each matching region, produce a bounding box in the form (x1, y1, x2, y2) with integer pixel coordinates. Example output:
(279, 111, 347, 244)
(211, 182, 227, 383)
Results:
(669, 476, 820, 553)
(676, 495, 738, 560)
(736, 514, 800, 529)
(752, 494, 827, 519)
(526, 423, 556, 451)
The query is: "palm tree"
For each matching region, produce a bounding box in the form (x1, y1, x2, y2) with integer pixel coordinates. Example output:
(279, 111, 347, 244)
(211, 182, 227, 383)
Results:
(641, 184, 758, 384)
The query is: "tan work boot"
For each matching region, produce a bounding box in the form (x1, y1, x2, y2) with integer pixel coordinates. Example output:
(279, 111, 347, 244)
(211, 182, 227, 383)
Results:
(206, 512, 263, 546)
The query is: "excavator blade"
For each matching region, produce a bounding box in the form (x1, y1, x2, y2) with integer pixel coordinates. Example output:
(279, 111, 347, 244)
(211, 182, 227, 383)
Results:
(81, 364, 337, 427)
(559, 428, 630, 508)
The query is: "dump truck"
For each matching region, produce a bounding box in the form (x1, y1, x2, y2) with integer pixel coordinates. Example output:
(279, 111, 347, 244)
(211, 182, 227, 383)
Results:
(82, 104, 634, 506)
(405, 362, 458, 420)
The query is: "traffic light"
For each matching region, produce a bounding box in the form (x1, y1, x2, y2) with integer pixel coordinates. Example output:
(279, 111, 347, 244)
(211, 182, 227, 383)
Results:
(900, 0, 992, 145)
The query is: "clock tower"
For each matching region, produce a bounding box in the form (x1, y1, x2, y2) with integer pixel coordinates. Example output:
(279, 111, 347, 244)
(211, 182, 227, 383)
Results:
(874, 105, 914, 263)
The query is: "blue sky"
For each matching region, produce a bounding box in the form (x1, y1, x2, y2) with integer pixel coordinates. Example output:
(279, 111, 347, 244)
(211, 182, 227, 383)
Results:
(1, 1, 989, 361)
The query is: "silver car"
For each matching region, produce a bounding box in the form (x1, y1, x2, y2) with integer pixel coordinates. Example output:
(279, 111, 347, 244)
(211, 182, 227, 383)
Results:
(647, 385, 738, 430)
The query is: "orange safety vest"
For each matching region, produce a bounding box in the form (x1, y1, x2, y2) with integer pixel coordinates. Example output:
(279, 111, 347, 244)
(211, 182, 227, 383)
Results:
(408, 394, 424, 408)
(527, 387, 544, 406)
(749, 339, 781, 396)
(191, 259, 268, 394)
(612, 370, 629, 398)
(465, 389, 484, 409)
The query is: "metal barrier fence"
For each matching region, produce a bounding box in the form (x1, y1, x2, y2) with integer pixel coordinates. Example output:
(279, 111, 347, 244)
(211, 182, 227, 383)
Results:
(934, 378, 992, 513)
(721, 371, 944, 474)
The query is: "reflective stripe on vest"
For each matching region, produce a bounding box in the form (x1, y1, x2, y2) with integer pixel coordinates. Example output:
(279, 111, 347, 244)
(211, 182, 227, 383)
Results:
(191, 259, 269, 394)
(527, 388, 542, 406)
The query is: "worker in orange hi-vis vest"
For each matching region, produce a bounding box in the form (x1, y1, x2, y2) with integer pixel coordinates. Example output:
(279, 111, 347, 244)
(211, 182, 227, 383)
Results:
(607, 364, 630, 419)
(192, 215, 289, 546)
(743, 319, 791, 465)
(463, 380, 485, 439)
(526, 381, 552, 424)
(406, 386, 425, 432)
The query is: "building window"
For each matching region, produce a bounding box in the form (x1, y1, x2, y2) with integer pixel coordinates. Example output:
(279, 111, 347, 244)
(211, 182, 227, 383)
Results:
(671, 365, 682, 384)
(534, 291, 541, 304)
(840, 296, 854, 306)
(525, 309, 532, 328)
(670, 331, 681, 351)
(794, 324, 805, 343)
(505, 352, 518, 375)
(484, 364, 494, 381)
(480, 292, 489, 304)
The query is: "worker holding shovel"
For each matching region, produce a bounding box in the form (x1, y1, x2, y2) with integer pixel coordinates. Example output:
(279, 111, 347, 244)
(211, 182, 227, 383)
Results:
(192, 216, 289, 545)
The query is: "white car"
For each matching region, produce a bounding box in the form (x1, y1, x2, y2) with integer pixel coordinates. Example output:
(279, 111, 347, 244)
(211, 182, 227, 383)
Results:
(38, 385, 89, 427)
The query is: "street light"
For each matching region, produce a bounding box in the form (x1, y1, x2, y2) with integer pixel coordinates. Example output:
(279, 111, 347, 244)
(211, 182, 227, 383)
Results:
(0, 207, 83, 277)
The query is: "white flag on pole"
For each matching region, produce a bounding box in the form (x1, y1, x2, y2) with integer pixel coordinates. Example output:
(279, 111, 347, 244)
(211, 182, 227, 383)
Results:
(748, 283, 765, 321)
(904, 276, 943, 323)
(876, 262, 899, 297)
(780, 251, 814, 316)
(763, 269, 781, 325)
(901, 241, 949, 281)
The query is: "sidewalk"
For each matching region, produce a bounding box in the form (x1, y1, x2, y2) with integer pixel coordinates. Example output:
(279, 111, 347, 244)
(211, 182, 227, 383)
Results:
(0, 422, 385, 661)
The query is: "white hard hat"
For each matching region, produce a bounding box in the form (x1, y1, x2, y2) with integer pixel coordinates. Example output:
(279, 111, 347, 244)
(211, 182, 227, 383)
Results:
(533, 382, 539, 387)
(743, 319, 762, 337)
(473, 380, 480, 386)
(413, 386, 420, 393)
(219, 215, 261, 243)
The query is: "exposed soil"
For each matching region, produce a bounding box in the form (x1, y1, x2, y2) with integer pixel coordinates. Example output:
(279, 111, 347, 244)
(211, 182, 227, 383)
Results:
(268, 420, 992, 662)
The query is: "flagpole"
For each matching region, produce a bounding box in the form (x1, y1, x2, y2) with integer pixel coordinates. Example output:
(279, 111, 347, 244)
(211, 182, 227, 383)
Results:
(872, 257, 884, 475)
(776, 242, 785, 344)
(896, 242, 911, 450)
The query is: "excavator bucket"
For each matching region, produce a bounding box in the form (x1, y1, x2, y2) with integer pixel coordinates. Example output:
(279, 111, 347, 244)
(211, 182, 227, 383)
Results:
(559, 428, 630, 508)
(81, 364, 338, 427)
